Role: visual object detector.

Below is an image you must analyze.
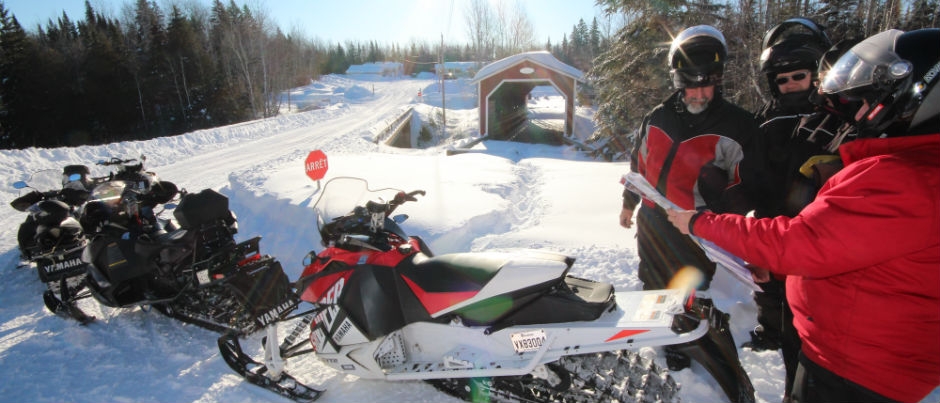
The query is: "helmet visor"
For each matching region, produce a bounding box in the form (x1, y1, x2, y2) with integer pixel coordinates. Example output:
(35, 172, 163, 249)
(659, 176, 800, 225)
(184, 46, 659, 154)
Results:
(820, 30, 911, 97)
(672, 69, 721, 88)
(820, 52, 877, 96)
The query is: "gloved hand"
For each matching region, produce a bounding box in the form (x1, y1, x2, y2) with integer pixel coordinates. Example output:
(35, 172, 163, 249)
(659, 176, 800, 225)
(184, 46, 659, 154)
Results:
(619, 207, 634, 229)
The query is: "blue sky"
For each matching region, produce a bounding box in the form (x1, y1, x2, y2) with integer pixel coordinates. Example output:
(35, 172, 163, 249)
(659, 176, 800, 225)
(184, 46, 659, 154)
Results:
(3, 0, 604, 45)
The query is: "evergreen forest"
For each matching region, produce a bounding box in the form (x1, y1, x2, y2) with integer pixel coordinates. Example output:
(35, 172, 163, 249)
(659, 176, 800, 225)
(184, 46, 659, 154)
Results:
(0, 0, 937, 149)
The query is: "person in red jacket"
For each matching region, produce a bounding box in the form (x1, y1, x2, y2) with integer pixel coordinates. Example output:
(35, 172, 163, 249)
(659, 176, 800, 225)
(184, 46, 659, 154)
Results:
(666, 28, 940, 403)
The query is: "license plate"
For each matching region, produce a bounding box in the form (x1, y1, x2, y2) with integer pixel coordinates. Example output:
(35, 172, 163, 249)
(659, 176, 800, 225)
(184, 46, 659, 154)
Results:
(196, 269, 210, 285)
(510, 329, 546, 353)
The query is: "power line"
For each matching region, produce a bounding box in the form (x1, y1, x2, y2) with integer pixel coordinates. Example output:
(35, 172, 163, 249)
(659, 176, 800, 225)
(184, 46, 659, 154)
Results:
(401, 58, 440, 65)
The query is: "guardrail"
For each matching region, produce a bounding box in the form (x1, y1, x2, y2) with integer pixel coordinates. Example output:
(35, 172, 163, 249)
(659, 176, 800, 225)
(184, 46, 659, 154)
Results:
(375, 107, 414, 146)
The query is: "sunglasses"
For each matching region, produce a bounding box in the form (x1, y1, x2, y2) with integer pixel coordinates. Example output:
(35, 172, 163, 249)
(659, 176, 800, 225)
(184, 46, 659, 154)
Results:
(775, 72, 809, 85)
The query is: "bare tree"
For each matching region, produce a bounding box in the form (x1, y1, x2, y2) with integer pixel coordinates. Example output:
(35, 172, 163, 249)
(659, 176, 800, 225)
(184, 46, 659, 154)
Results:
(465, 0, 496, 63)
(503, 0, 535, 55)
(465, 0, 537, 60)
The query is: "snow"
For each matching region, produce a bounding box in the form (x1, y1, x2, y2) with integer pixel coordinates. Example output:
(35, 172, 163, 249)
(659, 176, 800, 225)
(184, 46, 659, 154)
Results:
(471, 51, 584, 83)
(1, 74, 937, 403)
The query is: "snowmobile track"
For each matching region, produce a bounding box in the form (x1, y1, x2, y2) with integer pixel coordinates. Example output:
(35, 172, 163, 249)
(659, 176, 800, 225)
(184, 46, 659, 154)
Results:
(428, 349, 679, 403)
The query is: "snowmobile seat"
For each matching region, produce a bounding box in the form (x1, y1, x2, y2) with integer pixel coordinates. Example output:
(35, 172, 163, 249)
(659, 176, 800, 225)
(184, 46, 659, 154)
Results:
(396, 252, 567, 326)
(492, 275, 615, 326)
(134, 228, 195, 261)
(35, 200, 71, 227)
(60, 182, 91, 206)
(400, 252, 504, 293)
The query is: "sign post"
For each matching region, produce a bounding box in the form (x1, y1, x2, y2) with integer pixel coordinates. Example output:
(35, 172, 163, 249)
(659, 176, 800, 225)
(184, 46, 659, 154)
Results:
(305, 150, 329, 191)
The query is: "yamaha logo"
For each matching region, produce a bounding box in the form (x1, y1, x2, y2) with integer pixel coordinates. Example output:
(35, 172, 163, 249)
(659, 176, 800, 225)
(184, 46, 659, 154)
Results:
(42, 258, 84, 274)
(256, 299, 298, 326)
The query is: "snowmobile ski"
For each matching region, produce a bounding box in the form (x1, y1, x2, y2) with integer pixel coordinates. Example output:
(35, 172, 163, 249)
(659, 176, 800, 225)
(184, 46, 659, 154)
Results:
(218, 332, 323, 402)
(43, 290, 95, 325)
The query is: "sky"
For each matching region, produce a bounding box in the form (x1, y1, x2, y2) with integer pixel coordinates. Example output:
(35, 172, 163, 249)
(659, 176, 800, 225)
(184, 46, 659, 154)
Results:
(2, 0, 606, 45)
(2, 71, 938, 403)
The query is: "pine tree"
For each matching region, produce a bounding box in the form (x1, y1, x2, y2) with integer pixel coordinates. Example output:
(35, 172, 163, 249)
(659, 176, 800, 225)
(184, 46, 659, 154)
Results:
(902, 0, 940, 29)
(0, 3, 30, 147)
(589, 17, 601, 61)
(589, 0, 751, 157)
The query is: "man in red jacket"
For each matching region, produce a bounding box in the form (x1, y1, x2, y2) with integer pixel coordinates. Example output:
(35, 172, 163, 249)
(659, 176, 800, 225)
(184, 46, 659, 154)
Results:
(666, 28, 940, 403)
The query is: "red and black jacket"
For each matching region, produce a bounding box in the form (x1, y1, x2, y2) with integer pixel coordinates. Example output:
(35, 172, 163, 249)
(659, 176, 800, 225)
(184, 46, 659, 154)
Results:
(624, 90, 759, 214)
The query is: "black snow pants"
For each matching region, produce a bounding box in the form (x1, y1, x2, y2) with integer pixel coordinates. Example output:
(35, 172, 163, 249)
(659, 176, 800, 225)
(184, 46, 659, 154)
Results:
(636, 206, 755, 403)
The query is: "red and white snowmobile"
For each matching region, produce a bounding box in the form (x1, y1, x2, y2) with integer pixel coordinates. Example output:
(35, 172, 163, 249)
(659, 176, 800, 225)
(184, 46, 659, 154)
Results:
(218, 177, 752, 403)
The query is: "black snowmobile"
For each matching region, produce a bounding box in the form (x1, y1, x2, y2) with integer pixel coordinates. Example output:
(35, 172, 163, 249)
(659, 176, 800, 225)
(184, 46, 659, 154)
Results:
(52, 156, 298, 334)
(11, 165, 96, 322)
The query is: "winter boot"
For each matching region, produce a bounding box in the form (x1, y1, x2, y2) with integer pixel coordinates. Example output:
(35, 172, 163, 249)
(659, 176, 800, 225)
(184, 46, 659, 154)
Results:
(664, 344, 692, 371)
(742, 325, 782, 352)
(672, 300, 756, 403)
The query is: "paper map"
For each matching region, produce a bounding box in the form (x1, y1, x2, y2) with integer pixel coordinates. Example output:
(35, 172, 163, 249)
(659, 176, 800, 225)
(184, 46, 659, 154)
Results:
(621, 172, 761, 292)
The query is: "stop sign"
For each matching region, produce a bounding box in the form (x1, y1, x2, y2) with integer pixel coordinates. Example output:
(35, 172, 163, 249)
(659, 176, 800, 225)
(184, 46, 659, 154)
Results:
(305, 150, 329, 181)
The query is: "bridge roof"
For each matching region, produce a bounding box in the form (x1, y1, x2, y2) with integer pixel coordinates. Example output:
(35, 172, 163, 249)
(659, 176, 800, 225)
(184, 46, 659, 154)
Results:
(471, 51, 583, 83)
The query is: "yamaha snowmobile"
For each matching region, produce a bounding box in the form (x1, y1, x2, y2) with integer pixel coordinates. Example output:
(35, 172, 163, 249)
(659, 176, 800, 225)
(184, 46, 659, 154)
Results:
(11, 165, 96, 323)
(218, 177, 751, 403)
(43, 155, 298, 334)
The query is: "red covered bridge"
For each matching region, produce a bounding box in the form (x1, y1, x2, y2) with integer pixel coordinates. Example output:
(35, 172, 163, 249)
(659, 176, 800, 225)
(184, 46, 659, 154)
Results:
(470, 51, 584, 143)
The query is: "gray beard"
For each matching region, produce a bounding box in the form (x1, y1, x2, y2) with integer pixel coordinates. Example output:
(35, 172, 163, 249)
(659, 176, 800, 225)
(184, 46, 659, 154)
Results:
(686, 100, 709, 114)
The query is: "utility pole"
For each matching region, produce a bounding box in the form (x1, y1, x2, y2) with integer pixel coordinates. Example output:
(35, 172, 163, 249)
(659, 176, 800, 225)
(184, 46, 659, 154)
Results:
(441, 33, 446, 139)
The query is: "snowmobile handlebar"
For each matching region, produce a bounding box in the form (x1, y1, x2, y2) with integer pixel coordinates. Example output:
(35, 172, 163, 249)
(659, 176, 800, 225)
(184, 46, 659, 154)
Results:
(391, 190, 426, 205)
(10, 185, 90, 212)
(10, 189, 59, 212)
(97, 157, 140, 167)
(386, 190, 425, 215)
(319, 189, 424, 247)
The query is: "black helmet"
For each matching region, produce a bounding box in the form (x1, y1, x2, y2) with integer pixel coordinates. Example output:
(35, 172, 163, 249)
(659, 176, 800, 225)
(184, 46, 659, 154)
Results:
(669, 25, 727, 89)
(820, 28, 940, 137)
(760, 18, 832, 96)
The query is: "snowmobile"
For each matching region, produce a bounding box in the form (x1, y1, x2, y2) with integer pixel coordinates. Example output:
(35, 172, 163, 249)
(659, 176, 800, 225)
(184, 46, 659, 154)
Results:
(217, 177, 753, 403)
(11, 165, 96, 322)
(49, 156, 298, 334)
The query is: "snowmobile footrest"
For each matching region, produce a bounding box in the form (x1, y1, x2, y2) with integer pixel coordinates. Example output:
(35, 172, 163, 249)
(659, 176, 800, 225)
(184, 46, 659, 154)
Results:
(217, 332, 323, 402)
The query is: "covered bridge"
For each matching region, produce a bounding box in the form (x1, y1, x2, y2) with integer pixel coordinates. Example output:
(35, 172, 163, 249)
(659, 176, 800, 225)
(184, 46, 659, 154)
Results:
(470, 51, 584, 143)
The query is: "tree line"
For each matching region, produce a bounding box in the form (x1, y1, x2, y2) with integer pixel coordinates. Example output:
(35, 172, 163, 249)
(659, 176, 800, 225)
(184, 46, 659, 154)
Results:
(0, 0, 602, 149)
(0, 0, 936, 149)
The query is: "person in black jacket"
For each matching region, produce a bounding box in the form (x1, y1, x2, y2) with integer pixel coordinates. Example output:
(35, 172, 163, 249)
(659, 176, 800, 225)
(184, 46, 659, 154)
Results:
(746, 17, 831, 401)
(619, 25, 757, 403)
(747, 19, 861, 402)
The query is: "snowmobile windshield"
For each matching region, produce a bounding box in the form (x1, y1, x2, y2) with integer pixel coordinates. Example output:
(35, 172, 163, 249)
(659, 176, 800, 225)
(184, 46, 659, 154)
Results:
(313, 177, 407, 238)
(89, 180, 131, 208)
(18, 169, 63, 194)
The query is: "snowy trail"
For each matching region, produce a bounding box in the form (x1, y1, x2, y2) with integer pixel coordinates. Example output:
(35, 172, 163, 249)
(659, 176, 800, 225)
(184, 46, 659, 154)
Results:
(155, 77, 437, 192)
